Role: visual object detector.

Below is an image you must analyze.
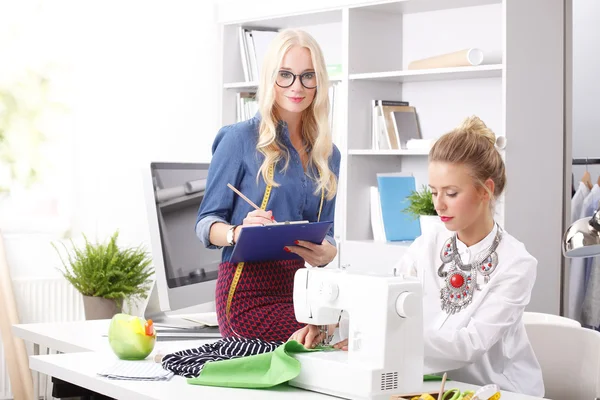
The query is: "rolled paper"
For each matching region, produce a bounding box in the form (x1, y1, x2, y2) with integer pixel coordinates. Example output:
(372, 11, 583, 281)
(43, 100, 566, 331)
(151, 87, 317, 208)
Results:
(408, 48, 484, 70)
(495, 135, 506, 150)
(155, 186, 185, 202)
(185, 179, 207, 194)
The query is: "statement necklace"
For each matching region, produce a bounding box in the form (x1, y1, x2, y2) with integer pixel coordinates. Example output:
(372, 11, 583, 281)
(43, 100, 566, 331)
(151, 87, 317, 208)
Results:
(437, 225, 503, 314)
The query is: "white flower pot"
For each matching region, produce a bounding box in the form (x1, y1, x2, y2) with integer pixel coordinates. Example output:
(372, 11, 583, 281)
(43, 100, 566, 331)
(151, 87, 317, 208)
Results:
(419, 215, 446, 237)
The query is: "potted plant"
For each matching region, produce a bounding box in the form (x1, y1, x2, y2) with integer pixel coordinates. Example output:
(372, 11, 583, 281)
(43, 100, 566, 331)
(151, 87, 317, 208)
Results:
(53, 231, 154, 320)
(404, 185, 443, 236)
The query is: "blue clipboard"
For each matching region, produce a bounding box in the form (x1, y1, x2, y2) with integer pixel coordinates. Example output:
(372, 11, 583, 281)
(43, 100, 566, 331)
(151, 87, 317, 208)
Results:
(229, 220, 333, 264)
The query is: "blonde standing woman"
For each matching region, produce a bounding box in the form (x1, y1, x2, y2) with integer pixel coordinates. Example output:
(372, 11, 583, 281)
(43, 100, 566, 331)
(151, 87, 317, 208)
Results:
(195, 29, 340, 342)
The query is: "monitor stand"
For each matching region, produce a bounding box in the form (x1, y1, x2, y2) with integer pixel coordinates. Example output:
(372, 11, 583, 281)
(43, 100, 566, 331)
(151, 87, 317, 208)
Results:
(143, 282, 222, 340)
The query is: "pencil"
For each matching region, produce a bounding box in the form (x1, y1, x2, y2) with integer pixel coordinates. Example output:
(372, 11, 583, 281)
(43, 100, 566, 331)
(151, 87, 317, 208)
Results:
(437, 372, 447, 400)
(227, 183, 261, 211)
(227, 183, 278, 223)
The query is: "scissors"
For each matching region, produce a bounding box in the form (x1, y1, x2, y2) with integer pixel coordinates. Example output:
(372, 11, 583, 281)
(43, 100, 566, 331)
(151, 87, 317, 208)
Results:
(441, 389, 476, 400)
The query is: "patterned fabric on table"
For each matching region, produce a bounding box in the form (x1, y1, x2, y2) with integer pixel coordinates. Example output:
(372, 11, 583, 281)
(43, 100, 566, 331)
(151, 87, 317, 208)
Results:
(161, 337, 282, 378)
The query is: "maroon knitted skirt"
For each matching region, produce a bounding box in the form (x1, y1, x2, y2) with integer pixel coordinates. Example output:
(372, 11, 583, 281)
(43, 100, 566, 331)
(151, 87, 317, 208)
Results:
(215, 259, 305, 342)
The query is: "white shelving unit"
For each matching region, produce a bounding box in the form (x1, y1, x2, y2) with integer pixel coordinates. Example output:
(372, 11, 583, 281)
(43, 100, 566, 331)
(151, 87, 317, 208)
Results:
(217, 0, 566, 315)
(349, 64, 503, 83)
(348, 149, 430, 156)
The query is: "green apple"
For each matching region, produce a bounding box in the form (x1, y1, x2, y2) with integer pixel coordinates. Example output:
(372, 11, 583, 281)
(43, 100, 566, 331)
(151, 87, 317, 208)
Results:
(108, 313, 156, 360)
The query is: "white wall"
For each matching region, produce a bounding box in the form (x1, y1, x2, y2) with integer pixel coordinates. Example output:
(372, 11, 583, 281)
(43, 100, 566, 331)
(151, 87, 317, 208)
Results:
(572, 0, 600, 182)
(1, 0, 222, 280)
(69, 1, 221, 244)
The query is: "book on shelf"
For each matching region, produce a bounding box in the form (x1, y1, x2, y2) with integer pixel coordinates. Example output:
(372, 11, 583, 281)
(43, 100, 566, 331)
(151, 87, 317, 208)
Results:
(389, 107, 421, 149)
(372, 100, 420, 150)
(375, 173, 421, 242)
(238, 27, 279, 82)
(236, 92, 258, 122)
(370, 186, 386, 242)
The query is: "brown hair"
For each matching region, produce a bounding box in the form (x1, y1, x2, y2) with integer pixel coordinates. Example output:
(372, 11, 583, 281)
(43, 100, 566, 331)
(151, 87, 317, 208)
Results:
(429, 116, 506, 199)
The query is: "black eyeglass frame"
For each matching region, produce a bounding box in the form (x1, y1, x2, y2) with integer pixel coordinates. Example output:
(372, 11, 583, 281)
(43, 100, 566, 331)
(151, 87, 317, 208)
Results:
(275, 70, 318, 89)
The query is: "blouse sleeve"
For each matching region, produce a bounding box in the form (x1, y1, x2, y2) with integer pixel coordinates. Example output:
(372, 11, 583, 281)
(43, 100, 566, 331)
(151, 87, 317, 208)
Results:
(195, 125, 246, 249)
(392, 234, 426, 278)
(423, 249, 537, 373)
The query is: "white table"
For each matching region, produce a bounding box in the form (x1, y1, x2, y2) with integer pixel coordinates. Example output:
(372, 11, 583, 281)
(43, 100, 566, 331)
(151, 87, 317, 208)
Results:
(13, 319, 114, 353)
(12, 319, 212, 400)
(13, 320, 546, 400)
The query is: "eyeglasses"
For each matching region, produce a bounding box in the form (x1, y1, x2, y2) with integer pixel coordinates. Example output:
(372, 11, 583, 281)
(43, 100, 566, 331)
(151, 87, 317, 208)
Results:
(275, 70, 317, 89)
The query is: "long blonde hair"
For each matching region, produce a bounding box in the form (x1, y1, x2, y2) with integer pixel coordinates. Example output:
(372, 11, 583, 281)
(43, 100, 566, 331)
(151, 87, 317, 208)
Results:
(256, 29, 337, 200)
(429, 116, 506, 199)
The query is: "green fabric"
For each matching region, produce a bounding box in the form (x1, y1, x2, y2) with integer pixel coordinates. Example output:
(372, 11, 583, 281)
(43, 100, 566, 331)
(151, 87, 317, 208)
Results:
(423, 374, 447, 381)
(187, 340, 330, 388)
(187, 340, 447, 388)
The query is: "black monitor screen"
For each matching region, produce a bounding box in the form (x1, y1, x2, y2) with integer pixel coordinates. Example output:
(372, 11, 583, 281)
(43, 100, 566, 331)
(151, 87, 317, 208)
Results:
(150, 162, 220, 289)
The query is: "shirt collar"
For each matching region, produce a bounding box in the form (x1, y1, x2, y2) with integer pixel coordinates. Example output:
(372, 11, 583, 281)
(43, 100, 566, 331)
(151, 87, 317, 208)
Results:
(455, 222, 498, 256)
(252, 111, 289, 131)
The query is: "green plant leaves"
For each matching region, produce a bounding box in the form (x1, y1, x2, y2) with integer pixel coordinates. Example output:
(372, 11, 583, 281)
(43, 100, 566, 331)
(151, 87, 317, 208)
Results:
(53, 231, 154, 307)
(403, 185, 436, 219)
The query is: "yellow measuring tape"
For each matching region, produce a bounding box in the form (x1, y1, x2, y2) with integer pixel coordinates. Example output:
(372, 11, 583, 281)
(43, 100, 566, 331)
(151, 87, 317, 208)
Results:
(225, 164, 325, 321)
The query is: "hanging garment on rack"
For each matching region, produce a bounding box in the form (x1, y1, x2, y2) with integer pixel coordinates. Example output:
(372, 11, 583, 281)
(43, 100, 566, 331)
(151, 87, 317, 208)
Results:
(572, 181, 591, 224)
(569, 184, 600, 322)
(580, 185, 600, 328)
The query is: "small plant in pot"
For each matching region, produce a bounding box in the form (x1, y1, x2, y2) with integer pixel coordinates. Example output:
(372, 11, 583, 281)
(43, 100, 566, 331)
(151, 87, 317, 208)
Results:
(53, 231, 154, 320)
(403, 185, 443, 236)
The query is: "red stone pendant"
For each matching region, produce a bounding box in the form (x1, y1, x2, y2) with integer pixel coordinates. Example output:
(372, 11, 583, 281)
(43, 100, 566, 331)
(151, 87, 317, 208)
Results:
(440, 269, 475, 315)
(450, 273, 464, 288)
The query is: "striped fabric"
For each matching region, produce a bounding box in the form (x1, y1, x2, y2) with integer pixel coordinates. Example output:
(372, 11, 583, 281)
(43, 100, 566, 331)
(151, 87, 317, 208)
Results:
(161, 337, 282, 378)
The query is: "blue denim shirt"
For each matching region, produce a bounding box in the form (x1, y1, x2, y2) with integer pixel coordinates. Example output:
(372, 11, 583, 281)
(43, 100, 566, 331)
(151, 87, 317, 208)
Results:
(195, 114, 341, 263)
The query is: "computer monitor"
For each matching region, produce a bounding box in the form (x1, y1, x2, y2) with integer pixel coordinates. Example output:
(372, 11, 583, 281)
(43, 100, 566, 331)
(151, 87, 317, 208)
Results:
(142, 161, 221, 322)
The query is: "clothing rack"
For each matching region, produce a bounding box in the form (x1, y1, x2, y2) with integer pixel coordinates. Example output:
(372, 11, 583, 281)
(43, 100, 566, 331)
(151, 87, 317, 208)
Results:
(573, 158, 600, 165)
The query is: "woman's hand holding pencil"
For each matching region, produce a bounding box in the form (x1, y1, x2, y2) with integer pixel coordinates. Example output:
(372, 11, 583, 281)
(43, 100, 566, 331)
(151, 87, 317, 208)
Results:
(227, 183, 276, 243)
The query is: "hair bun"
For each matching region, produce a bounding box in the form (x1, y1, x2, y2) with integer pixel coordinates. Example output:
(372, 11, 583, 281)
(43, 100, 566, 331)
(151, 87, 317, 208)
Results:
(457, 115, 496, 147)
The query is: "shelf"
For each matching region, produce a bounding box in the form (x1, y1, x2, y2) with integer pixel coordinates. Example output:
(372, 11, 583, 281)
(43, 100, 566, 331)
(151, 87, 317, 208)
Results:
(223, 81, 259, 90)
(220, 8, 342, 28)
(349, 149, 429, 156)
(349, 64, 502, 83)
(353, 0, 501, 15)
(345, 239, 413, 247)
(224, 77, 343, 91)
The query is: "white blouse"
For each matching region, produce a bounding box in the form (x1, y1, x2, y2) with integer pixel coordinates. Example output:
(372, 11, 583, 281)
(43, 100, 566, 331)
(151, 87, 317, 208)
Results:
(395, 223, 544, 397)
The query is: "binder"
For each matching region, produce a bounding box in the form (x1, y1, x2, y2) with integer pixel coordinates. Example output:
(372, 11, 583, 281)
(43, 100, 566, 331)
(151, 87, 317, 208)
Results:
(376, 173, 421, 241)
(229, 221, 333, 264)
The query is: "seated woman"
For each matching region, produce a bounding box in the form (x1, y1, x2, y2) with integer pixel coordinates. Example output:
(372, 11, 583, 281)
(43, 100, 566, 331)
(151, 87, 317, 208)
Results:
(295, 116, 545, 397)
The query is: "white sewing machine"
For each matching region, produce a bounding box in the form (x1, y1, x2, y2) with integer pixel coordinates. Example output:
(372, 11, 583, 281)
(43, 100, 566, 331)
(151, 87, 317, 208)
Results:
(289, 268, 424, 400)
